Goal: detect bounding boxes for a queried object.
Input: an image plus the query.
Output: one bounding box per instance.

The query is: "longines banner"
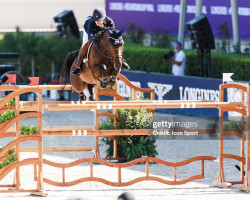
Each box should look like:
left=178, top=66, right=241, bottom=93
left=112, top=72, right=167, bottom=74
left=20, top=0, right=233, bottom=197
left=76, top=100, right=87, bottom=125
left=106, top=0, right=250, bottom=40
left=119, top=71, right=249, bottom=117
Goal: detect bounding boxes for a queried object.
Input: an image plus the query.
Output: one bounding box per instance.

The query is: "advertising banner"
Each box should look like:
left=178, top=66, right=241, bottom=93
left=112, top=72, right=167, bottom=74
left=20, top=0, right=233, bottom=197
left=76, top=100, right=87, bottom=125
left=119, top=71, right=249, bottom=117
left=106, top=0, right=250, bottom=40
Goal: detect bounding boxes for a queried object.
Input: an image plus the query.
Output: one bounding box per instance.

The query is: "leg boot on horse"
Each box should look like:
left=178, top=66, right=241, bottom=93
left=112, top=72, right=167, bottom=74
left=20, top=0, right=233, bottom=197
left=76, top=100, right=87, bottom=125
left=109, top=75, right=117, bottom=85
left=121, top=60, right=130, bottom=70
left=87, top=84, right=96, bottom=101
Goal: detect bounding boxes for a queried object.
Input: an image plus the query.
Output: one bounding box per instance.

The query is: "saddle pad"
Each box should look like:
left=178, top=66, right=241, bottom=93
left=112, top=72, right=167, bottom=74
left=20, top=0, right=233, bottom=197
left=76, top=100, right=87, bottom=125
left=86, top=42, right=94, bottom=61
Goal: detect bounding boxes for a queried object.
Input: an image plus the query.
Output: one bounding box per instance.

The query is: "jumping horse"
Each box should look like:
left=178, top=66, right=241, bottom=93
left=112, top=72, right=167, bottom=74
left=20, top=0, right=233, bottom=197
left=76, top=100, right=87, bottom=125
left=60, top=28, right=125, bottom=101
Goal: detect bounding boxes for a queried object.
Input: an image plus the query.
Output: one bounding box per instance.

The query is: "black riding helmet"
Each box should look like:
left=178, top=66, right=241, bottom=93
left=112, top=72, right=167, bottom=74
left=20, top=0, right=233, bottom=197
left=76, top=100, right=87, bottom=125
left=92, top=8, right=106, bottom=21
left=118, top=192, right=135, bottom=200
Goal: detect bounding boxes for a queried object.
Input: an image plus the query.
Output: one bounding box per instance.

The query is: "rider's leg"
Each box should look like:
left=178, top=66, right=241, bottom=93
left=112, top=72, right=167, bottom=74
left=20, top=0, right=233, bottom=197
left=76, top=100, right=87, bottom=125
left=71, top=48, right=84, bottom=75
left=72, top=29, right=89, bottom=75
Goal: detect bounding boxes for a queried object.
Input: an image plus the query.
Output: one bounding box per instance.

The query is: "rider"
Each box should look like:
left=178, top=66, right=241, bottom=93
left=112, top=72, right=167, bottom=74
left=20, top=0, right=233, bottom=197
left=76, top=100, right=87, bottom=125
left=71, top=8, right=130, bottom=75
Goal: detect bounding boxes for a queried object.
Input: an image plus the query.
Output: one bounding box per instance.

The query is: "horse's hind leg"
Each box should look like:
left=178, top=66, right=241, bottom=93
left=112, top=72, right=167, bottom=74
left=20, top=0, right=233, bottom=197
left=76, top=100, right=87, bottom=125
left=79, top=91, right=86, bottom=101
left=78, top=82, right=88, bottom=101
left=87, top=84, right=96, bottom=101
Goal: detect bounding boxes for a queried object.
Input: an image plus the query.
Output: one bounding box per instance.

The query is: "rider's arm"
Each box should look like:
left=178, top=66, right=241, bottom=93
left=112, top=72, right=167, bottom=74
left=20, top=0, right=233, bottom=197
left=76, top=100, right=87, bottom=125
left=170, top=57, right=182, bottom=66
left=87, top=20, right=96, bottom=40
left=105, top=17, right=115, bottom=29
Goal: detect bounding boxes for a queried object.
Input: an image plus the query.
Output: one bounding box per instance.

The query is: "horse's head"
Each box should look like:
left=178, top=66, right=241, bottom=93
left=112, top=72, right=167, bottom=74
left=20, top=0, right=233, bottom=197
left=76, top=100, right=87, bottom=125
left=95, top=28, right=125, bottom=71
left=107, top=28, right=125, bottom=70
left=90, top=28, right=125, bottom=87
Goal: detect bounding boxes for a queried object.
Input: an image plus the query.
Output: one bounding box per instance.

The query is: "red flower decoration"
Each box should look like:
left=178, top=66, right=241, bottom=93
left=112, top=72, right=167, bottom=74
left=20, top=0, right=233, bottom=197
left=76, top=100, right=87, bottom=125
left=104, top=20, right=107, bottom=24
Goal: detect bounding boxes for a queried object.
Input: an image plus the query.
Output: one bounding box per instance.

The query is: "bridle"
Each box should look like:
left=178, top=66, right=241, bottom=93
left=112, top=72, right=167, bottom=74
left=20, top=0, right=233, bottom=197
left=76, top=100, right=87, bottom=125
left=93, top=33, right=123, bottom=70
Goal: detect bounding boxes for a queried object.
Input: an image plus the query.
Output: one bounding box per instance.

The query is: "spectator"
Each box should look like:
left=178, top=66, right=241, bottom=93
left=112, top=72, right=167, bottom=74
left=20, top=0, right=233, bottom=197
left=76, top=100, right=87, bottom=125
left=117, top=192, right=135, bottom=200
left=170, top=41, right=186, bottom=76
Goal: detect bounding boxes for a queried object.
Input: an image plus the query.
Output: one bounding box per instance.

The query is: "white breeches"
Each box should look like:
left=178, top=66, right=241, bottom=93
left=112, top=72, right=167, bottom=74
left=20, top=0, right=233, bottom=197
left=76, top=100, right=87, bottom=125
left=82, top=29, right=88, bottom=47
left=82, top=29, right=91, bottom=98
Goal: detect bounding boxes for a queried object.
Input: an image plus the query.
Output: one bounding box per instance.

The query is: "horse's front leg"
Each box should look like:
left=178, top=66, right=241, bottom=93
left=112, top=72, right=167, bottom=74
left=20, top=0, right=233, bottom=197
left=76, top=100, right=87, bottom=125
left=93, top=64, right=108, bottom=88
left=109, top=68, right=121, bottom=86
left=109, top=75, right=116, bottom=86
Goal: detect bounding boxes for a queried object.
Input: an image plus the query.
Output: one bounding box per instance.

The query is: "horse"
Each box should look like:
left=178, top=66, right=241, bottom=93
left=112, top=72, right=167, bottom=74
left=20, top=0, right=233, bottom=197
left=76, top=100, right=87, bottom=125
left=60, top=28, right=125, bottom=101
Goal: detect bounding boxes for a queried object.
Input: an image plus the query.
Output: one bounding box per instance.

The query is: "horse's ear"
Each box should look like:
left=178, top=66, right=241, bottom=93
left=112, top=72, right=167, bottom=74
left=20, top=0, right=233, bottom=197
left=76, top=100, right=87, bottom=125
left=119, top=28, right=125, bottom=35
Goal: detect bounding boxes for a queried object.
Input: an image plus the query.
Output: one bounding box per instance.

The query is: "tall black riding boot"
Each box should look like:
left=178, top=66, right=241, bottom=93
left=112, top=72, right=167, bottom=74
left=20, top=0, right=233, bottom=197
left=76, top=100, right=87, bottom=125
left=71, top=53, right=83, bottom=75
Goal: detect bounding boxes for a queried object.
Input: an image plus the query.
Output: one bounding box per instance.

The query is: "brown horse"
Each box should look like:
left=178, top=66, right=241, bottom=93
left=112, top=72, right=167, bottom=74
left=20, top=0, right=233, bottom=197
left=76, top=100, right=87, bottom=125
left=60, top=28, right=125, bottom=101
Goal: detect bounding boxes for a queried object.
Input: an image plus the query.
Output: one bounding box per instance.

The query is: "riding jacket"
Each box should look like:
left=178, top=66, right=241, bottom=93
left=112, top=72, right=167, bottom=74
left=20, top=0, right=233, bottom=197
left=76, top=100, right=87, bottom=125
left=83, top=16, right=115, bottom=40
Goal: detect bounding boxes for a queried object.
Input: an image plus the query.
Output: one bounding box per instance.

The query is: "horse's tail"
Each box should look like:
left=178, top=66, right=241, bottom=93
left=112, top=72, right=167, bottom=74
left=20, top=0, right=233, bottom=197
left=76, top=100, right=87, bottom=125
left=59, top=50, right=79, bottom=96
left=59, top=50, right=79, bottom=85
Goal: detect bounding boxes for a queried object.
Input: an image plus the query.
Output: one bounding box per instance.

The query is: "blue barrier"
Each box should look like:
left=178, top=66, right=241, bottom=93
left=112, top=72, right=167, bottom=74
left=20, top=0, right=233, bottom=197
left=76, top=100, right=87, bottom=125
left=119, top=71, right=223, bottom=117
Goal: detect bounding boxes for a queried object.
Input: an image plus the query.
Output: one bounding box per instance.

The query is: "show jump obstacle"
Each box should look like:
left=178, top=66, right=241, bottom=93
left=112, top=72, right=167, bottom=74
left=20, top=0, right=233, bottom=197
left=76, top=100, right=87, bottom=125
left=0, top=74, right=249, bottom=196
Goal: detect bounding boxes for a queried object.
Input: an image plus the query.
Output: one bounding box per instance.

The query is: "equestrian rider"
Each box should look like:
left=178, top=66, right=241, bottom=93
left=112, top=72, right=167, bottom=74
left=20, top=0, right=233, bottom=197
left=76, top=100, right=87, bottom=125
left=71, top=8, right=130, bottom=75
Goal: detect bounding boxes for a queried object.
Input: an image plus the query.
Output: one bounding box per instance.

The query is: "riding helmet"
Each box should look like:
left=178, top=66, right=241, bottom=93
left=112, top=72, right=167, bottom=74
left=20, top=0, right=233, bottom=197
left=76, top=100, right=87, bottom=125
left=118, top=192, right=135, bottom=200
left=92, top=8, right=106, bottom=21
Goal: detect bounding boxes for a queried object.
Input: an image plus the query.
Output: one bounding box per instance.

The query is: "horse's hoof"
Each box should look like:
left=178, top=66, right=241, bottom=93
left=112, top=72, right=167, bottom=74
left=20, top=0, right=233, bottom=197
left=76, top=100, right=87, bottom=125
left=109, top=77, right=116, bottom=85
left=89, top=96, right=95, bottom=101
left=79, top=94, right=86, bottom=101
left=101, top=81, right=108, bottom=88
left=100, top=78, right=108, bottom=88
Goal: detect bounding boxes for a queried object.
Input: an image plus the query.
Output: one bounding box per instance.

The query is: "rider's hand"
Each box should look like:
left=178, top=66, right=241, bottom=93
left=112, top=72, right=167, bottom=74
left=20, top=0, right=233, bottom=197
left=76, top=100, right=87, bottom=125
left=95, top=32, right=102, bottom=39
left=90, top=32, right=102, bottom=41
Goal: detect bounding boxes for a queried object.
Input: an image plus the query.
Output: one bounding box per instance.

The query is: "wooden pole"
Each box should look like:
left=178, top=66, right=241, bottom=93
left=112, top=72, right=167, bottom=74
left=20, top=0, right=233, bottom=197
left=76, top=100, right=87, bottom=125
left=37, top=90, right=43, bottom=191
left=132, top=89, right=135, bottom=100
left=20, top=147, right=92, bottom=152
left=146, top=161, right=149, bottom=177
left=174, top=167, right=177, bottom=182
left=34, top=164, right=37, bottom=181
left=45, top=102, right=244, bottom=111
left=240, top=87, right=250, bottom=192
left=113, top=83, right=118, bottom=158
left=246, top=87, right=250, bottom=186
left=201, top=159, right=204, bottom=177
left=90, top=162, right=93, bottom=177
left=95, top=87, right=100, bottom=158
left=240, top=89, right=245, bottom=183
left=219, top=85, right=225, bottom=182
left=62, top=168, right=65, bottom=184
left=15, top=93, right=20, bottom=190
